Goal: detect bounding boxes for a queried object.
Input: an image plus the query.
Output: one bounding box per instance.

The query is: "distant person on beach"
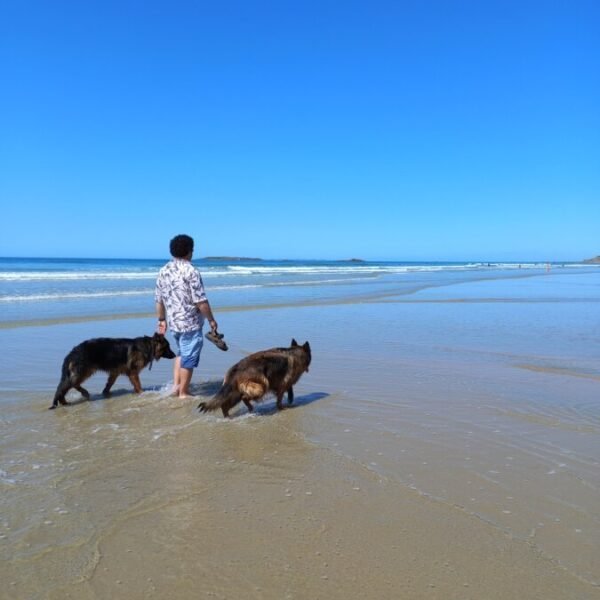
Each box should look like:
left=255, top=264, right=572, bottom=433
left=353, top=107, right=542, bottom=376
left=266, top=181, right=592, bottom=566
left=155, top=234, right=218, bottom=398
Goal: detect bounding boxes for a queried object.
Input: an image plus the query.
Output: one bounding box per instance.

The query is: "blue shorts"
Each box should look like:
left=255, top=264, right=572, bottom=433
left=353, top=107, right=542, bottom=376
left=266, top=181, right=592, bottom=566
left=172, top=329, right=203, bottom=369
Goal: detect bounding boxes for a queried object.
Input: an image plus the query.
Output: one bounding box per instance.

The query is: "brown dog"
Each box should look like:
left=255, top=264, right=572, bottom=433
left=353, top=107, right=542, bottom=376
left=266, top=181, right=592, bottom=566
left=51, top=333, right=176, bottom=409
left=198, top=339, right=311, bottom=418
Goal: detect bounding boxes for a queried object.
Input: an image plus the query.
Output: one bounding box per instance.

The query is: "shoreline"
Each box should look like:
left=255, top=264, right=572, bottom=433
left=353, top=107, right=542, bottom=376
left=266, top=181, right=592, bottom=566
left=0, top=270, right=563, bottom=330
left=3, top=296, right=597, bottom=331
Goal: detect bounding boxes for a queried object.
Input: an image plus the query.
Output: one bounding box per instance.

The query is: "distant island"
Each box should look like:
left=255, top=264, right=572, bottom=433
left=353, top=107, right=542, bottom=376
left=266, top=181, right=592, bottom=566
left=203, top=256, right=263, bottom=261
left=583, top=256, right=600, bottom=264
left=200, top=256, right=368, bottom=263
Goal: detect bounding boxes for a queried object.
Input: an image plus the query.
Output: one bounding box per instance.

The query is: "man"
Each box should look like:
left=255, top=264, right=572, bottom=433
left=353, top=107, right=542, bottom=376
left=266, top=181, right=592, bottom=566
left=155, top=234, right=218, bottom=398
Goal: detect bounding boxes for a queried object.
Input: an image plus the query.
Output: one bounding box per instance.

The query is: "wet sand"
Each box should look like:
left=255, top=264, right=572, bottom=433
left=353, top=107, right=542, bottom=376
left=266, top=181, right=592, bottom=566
left=2, top=388, right=597, bottom=600
left=1, top=275, right=600, bottom=599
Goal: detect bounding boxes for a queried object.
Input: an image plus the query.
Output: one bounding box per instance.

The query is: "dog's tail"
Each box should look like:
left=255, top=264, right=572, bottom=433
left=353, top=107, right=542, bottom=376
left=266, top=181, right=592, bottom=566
left=197, top=382, right=236, bottom=413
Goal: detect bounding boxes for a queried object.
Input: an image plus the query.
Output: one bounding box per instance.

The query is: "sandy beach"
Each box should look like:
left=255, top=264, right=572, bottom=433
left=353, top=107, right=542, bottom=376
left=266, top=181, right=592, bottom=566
left=1, top=270, right=599, bottom=599
left=4, top=0, right=599, bottom=594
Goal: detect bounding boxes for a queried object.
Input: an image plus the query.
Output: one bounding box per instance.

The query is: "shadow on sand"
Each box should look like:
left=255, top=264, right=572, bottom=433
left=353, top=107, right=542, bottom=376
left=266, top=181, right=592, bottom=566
left=53, top=386, right=156, bottom=409
left=193, top=379, right=329, bottom=418
left=252, top=391, right=329, bottom=417
left=194, top=380, right=223, bottom=397
left=54, top=382, right=329, bottom=417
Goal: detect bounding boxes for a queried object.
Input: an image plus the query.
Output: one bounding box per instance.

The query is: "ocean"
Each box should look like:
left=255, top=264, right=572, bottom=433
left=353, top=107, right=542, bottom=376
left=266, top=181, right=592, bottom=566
left=1, top=256, right=599, bottom=599
left=0, top=256, right=591, bottom=327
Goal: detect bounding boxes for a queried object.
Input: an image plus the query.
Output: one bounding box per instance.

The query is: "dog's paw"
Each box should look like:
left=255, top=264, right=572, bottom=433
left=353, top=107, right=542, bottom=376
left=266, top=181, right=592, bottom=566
left=49, top=401, right=70, bottom=410
left=197, top=402, right=207, bottom=413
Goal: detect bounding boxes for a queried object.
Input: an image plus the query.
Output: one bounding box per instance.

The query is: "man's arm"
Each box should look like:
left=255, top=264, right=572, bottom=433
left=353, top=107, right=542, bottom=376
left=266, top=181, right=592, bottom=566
left=196, top=300, right=217, bottom=333
left=156, top=301, right=167, bottom=334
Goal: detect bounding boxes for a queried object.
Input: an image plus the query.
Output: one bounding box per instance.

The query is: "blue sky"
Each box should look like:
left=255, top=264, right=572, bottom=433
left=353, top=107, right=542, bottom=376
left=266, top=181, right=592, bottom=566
left=1, top=1, right=598, bottom=261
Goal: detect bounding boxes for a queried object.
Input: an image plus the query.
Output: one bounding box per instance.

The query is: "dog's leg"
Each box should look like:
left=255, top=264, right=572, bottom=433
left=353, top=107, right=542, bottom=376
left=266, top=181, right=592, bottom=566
left=102, top=372, right=119, bottom=397
left=128, top=373, right=143, bottom=394
left=220, top=395, right=238, bottom=418
left=75, top=385, right=90, bottom=400
left=221, top=389, right=245, bottom=418
left=276, top=393, right=285, bottom=411
left=242, top=397, right=254, bottom=412
left=50, top=378, right=72, bottom=409
left=287, top=386, right=294, bottom=405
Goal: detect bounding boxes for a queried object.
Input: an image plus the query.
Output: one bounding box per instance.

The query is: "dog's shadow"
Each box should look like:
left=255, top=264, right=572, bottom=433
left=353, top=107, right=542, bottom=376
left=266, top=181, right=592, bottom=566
left=253, top=391, right=329, bottom=417
left=194, top=380, right=223, bottom=397
left=194, top=380, right=329, bottom=418
left=64, top=388, right=140, bottom=407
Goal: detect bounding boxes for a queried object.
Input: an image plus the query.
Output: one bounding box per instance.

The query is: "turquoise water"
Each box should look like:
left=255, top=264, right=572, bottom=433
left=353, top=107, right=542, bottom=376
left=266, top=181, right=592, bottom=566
left=1, top=256, right=595, bottom=325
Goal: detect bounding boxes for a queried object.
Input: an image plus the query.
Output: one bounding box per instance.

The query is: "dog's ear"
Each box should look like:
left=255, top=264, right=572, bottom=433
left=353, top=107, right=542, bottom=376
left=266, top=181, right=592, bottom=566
left=303, top=341, right=310, bottom=351
left=291, top=338, right=298, bottom=347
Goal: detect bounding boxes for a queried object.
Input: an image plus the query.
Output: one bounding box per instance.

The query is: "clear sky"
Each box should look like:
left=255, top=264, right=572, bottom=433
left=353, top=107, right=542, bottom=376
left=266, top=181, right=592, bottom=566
left=1, top=1, right=598, bottom=261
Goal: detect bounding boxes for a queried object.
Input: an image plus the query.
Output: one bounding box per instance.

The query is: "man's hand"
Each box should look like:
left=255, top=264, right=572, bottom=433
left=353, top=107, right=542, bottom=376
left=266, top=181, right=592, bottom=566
left=157, top=319, right=167, bottom=335
left=208, top=319, right=218, bottom=333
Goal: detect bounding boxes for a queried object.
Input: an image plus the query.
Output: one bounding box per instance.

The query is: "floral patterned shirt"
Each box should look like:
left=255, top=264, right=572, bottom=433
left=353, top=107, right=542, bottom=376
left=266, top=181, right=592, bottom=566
left=154, top=259, right=207, bottom=332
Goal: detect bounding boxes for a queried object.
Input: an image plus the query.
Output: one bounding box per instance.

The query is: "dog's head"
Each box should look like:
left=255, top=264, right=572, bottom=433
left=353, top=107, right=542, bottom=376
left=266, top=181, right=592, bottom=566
left=291, top=338, right=311, bottom=372
left=152, top=333, right=176, bottom=360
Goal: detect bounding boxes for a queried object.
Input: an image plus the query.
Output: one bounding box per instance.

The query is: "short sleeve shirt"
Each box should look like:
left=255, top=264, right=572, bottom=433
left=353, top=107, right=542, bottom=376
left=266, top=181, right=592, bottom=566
left=154, top=259, right=208, bottom=333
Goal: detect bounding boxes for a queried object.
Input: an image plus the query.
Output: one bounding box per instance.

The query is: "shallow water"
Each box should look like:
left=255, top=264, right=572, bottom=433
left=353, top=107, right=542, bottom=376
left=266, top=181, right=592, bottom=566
left=1, top=270, right=599, bottom=598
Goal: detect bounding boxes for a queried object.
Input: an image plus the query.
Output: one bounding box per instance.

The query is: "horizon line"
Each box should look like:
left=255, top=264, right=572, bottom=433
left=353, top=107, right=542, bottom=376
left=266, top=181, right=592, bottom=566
left=0, top=255, right=595, bottom=265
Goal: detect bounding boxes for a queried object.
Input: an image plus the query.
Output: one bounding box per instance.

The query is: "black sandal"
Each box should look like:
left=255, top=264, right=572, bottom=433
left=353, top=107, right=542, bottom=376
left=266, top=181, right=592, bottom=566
left=205, top=330, right=228, bottom=351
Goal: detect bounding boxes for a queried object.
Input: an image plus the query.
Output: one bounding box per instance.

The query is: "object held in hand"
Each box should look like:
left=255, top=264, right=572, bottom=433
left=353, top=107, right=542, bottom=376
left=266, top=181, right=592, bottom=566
left=205, top=330, right=228, bottom=351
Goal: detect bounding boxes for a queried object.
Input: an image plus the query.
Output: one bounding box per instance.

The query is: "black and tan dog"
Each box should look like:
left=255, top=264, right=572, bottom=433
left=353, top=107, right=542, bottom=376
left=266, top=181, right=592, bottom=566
left=198, top=339, right=311, bottom=418
left=50, top=333, right=176, bottom=409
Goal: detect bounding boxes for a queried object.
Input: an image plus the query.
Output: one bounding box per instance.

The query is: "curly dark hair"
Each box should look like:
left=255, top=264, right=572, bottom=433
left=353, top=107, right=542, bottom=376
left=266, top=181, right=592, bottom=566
left=169, top=234, right=194, bottom=258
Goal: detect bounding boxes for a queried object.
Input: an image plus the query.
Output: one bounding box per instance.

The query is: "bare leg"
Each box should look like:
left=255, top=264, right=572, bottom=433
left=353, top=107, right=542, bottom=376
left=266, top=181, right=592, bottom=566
left=178, top=367, right=193, bottom=398
left=171, top=357, right=182, bottom=396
